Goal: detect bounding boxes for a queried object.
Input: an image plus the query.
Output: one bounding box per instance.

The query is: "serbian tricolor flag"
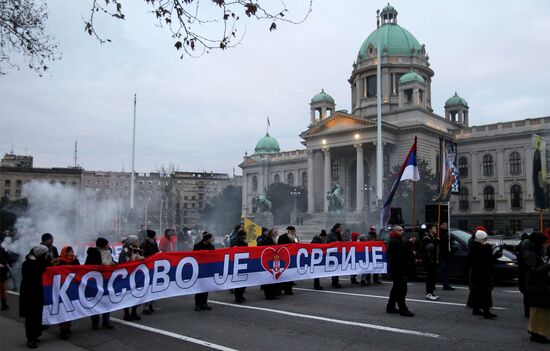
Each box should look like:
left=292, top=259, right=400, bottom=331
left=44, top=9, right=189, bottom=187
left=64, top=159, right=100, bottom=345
left=380, top=136, right=420, bottom=228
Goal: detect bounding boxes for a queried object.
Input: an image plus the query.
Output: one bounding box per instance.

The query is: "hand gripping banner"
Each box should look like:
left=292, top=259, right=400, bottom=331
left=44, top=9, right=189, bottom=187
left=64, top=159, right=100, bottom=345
left=42, top=241, right=386, bottom=324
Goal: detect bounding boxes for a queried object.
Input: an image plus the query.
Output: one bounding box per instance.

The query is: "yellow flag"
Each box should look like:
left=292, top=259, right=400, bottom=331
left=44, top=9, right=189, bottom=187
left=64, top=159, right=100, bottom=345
left=243, top=217, right=262, bottom=246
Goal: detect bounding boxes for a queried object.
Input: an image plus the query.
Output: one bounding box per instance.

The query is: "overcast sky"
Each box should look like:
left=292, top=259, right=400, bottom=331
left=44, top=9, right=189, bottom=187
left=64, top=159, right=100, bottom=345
left=1, top=1, right=550, bottom=175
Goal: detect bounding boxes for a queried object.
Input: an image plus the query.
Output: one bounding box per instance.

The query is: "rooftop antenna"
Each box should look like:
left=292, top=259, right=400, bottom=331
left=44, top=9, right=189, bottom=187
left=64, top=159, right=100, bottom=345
left=74, top=140, right=78, bottom=168
left=266, top=116, right=270, bottom=135
left=10, top=144, right=14, bottom=154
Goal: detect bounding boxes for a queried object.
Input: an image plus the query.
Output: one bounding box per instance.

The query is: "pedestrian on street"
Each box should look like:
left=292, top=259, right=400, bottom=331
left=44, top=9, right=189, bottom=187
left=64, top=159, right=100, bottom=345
left=327, top=223, right=343, bottom=289
left=386, top=225, right=415, bottom=317
left=19, top=245, right=48, bottom=349
left=52, top=246, right=80, bottom=340
left=85, top=237, right=115, bottom=330
left=350, top=231, right=360, bottom=285
left=468, top=230, right=501, bottom=319
left=437, top=222, right=454, bottom=290
left=516, top=232, right=531, bottom=318
left=193, top=232, right=215, bottom=311
left=259, top=228, right=281, bottom=299
left=159, top=228, right=178, bottom=252
left=231, top=229, right=248, bottom=303
left=40, top=233, right=59, bottom=267
left=277, top=226, right=297, bottom=295
left=140, top=230, right=160, bottom=315
left=522, top=232, right=550, bottom=344
left=119, top=235, right=145, bottom=321
left=311, top=230, right=327, bottom=290
left=363, top=225, right=381, bottom=285
left=422, top=224, right=440, bottom=301
left=0, top=244, right=10, bottom=311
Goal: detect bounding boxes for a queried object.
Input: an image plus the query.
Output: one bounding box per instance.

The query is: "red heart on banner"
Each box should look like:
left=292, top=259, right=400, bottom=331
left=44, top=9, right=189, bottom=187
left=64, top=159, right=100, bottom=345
left=260, top=247, right=291, bottom=280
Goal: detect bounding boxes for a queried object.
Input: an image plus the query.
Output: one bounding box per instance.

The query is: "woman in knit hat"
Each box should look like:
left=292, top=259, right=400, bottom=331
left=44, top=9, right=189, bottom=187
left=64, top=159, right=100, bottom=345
left=52, top=246, right=80, bottom=339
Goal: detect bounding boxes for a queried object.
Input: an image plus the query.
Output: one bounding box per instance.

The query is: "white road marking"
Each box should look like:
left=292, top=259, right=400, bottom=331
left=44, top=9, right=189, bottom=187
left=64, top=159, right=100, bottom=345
left=110, top=318, right=239, bottom=351
left=503, top=290, right=521, bottom=294
left=209, top=300, right=442, bottom=339
left=8, top=291, right=19, bottom=296
left=435, top=285, right=469, bottom=290
left=293, top=287, right=507, bottom=310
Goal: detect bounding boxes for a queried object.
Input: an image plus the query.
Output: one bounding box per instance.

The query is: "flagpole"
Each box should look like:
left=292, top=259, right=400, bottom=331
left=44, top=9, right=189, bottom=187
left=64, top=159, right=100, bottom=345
left=437, top=138, right=443, bottom=238
left=130, top=94, right=137, bottom=210
left=412, top=180, right=416, bottom=236
left=376, top=9, right=383, bottom=204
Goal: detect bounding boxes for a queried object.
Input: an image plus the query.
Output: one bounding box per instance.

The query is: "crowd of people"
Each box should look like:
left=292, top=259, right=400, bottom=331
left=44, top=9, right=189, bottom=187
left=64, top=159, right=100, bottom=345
left=0, top=221, right=549, bottom=348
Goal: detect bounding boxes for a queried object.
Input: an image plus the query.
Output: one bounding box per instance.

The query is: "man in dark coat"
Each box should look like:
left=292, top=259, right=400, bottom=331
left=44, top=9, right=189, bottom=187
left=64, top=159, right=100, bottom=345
left=193, top=232, right=216, bottom=311
left=85, top=237, right=115, bottom=330
left=231, top=230, right=248, bottom=303
left=19, top=245, right=48, bottom=349
left=40, top=233, right=59, bottom=266
left=438, top=223, right=454, bottom=290
left=326, top=223, right=343, bottom=288
left=516, top=232, right=532, bottom=318
left=140, top=229, right=160, bottom=315
left=311, top=230, right=327, bottom=290
left=277, top=226, right=297, bottom=295
left=259, top=228, right=281, bottom=299
left=422, top=224, right=440, bottom=301
left=386, top=225, right=415, bottom=317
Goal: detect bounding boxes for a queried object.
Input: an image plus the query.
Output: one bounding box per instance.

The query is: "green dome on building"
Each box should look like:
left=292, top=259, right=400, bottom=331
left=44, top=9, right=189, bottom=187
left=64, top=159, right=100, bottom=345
left=357, top=4, right=423, bottom=60
left=445, top=92, right=468, bottom=108
left=311, top=89, right=335, bottom=103
left=399, top=70, right=425, bottom=84
left=254, top=133, right=280, bottom=154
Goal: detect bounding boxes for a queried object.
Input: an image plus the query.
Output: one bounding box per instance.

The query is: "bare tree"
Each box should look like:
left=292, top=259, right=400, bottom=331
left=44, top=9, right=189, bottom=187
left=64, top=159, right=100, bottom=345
left=0, top=0, right=60, bottom=76
left=86, top=0, right=313, bottom=57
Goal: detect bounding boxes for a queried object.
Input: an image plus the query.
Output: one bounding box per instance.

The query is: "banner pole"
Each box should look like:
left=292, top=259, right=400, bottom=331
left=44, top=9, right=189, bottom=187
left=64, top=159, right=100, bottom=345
left=412, top=181, right=416, bottom=237
left=437, top=138, right=443, bottom=238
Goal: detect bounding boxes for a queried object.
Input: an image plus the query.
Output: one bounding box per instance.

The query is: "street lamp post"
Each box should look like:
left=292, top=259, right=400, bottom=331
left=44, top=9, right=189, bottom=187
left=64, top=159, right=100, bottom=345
left=290, top=188, right=302, bottom=211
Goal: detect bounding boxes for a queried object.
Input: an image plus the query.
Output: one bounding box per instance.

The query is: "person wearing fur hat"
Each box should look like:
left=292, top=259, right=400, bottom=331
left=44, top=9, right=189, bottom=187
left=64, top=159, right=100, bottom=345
left=19, top=245, right=49, bottom=349
left=468, top=229, right=501, bottom=319
left=193, top=232, right=216, bottom=311
left=140, top=230, right=160, bottom=315
left=522, top=232, right=550, bottom=344
left=52, top=246, right=80, bottom=339
left=85, top=238, right=115, bottom=330
left=119, top=235, right=145, bottom=321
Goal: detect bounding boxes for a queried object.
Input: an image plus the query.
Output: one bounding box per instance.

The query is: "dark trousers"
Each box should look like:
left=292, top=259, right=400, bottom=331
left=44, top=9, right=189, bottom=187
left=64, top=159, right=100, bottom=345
left=195, top=292, right=209, bottom=307
left=281, top=282, right=293, bottom=294
left=523, top=294, right=530, bottom=318
left=425, top=264, right=437, bottom=294
left=331, top=276, right=340, bottom=286
left=25, top=310, right=42, bottom=341
left=388, top=276, right=408, bottom=311
left=263, top=283, right=280, bottom=299
left=234, top=287, right=246, bottom=300
left=123, top=306, right=138, bottom=317
left=439, top=257, right=451, bottom=287
left=91, top=313, right=110, bottom=327
left=313, top=278, right=321, bottom=288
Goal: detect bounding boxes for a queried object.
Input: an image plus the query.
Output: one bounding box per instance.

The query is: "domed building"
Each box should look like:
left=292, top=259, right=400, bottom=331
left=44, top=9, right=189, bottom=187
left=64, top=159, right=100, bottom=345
left=240, top=4, right=550, bottom=234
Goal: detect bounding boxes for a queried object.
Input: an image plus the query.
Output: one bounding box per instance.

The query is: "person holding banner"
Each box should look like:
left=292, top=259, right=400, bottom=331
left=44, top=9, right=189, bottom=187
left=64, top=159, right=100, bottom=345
left=85, top=237, right=115, bottom=330
left=278, top=226, right=298, bottom=295
left=52, top=246, right=80, bottom=340
left=327, top=223, right=344, bottom=289
left=19, top=245, right=48, bottom=349
left=311, top=230, right=327, bottom=290
left=259, top=228, right=281, bottom=300
left=159, top=228, right=178, bottom=252
left=140, top=230, right=160, bottom=315
left=193, top=232, right=215, bottom=311
left=231, top=230, right=248, bottom=303
left=386, top=226, right=415, bottom=317
left=119, top=235, right=145, bottom=321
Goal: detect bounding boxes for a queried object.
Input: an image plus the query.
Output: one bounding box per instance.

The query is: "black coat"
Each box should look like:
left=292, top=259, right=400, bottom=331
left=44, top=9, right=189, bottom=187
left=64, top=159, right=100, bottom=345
left=277, top=233, right=294, bottom=245
left=438, top=229, right=451, bottom=259
left=522, top=240, right=550, bottom=308
left=193, top=241, right=215, bottom=251
left=326, top=229, right=342, bottom=244
left=387, top=235, right=414, bottom=279
left=19, top=255, right=47, bottom=318
left=0, top=246, right=9, bottom=282
left=230, top=238, right=248, bottom=247
left=422, top=234, right=439, bottom=266
left=85, top=247, right=103, bottom=265
left=259, top=236, right=277, bottom=246
left=311, top=235, right=323, bottom=244
left=140, top=238, right=160, bottom=258
left=468, top=241, right=499, bottom=290
left=41, top=244, right=59, bottom=266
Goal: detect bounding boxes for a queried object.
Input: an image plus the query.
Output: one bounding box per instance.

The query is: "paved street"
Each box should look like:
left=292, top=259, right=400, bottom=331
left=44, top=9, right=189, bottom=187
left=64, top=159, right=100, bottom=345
left=1, top=278, right=543, bottom=350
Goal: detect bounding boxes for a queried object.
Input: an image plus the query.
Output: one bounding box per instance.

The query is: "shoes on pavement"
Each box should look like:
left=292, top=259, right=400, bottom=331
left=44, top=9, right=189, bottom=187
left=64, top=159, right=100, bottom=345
left=314, top=285, right=324, bottom=290
left=202, top=305, right=213, bottom=311
left=350, top=279, right=360, bottom=285
left=194, top=305, right=202, bottom=311
left=426, top=293, right=439, bottom=301
left=386, top=306, right=400, bottom=314
left=472, top=309, right=483, bottom=316
left=332, top=283, right=342, bottom=289
left=530, top=333, right=550, bottom=344
left=142, top=309, right=153, bottom=315
left=483, top=312, right=497, bottom=319
left=360, top=281, right=369, bottom=287
left=103, top=324, right=114, bottom=330
left=27, top=340, right=38, bottom=349
left=400, top=310, right=415, bottom=317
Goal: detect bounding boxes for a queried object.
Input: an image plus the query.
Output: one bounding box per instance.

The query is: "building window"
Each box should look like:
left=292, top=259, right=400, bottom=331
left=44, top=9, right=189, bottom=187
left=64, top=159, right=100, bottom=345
left=459, top=187, right=469, bottom=210
left=483, top=154, right=494, bottom=177
left=511, top=184, right=522, bottom=209
left=16, top=180, right=22, bottom=187
left=287, top=173, right=294, bottom=187
left=458, top=156, right=468, bottom=178
left=483, top=186, right=495, bottom=210
left=366, top=76, right=377, bottom=98
left=4, top=189, right=10, bottom=198
left=509, top=151, right=521, bottom=175
left=302, top=172, right=307, bottom=188
left=252, top=176, right=258, bottom=191
left=274, top=174, right=280, bottom=183
left=510, top=220, right=522, bottom=234
left=4, top=179, right=10, bottom=187
left=331, top=160, right=339, bottom=178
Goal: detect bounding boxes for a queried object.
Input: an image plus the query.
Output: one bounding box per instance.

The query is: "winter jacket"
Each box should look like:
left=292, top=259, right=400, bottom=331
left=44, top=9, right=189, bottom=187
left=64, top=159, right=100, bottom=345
left=468, top=241, right=500, bottom=290
left=41, top=243, right=59, bottom=266
left=193, top=241, right=215, bottom=251
left=19, top=254, right=46, bottom=318
left=522, top=240, right=550, bottom=308
left=85, top=247, right=113, bottom=265
left=422, top=234, right=439, bottom=266
left=326, top=229, right=342, bottom=244
left=311, top=235, right=324, bottom=244
left=260, top=236, right=277, bottom=246
left=277, top=233, right=294, bottom=245
left=438, top=229, right=451, bottom=259
left=387, top=234, right=414, bottom=279
left=230, top=237, right=248, bottom=248
left=140, top=237, right=160, bottom=258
